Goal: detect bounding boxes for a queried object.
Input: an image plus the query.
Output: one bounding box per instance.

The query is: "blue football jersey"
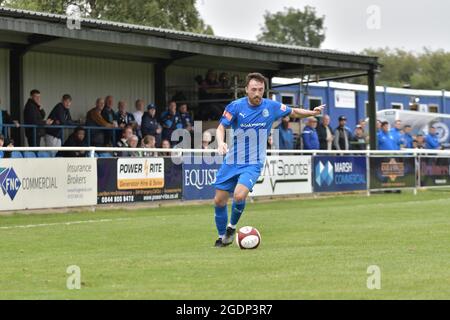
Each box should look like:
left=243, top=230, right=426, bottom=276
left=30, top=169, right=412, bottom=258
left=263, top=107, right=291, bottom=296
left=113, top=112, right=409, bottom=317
left=219, top=97, right=292, bottom=167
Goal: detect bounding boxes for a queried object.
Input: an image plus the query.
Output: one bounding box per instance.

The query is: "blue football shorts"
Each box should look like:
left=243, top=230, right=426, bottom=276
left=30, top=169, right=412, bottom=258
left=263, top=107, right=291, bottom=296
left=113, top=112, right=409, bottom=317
left=213, top=164, right=261, bottom=193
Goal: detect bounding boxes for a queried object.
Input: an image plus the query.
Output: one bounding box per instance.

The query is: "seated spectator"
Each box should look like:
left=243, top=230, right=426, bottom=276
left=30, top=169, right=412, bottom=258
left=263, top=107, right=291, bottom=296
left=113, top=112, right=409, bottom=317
left=117, top=126, right=134, bottom=148
left=401, top=125, right=414, bottom=149
left=140, top=135, right=157, bottom=157
left=425, top=126, right=441, bottom=150
left=160, top=139, right=172, bottom=157
left=179, top=103, right=194, bottom=132
left=276, top=116, right=294, bottom=150
left=141, top=104, right=162, bottom=145
left=23, top=89, right=53, bottom=147
left=85, top=98, right=115, bottom=147
left=202, top=131, right=212, bottom=150
left=115, top=100, right=136, bottom=141
left=317, top=115, right=333, bottom=150
left=45, top=94, right=76, bottom=153
left=350, top=125, right=367, bottom=150
left=102, top=95, right=116, bottom=145
left=133, top=99, right=145, bottom=137
left=56, top=127, right=87, bottom=158
left=160, top=101, right=181, bottom=144
left=302, top=117, right=320, bottom=150
left=127, top=135, right=140, bottom=157
left=414, top=132, right=426, bottom=149
left=333, top=116, right=351, bottom=150
left=377, top=121, right=397, bottom=150
left=0, top=134, right=14, bottom=158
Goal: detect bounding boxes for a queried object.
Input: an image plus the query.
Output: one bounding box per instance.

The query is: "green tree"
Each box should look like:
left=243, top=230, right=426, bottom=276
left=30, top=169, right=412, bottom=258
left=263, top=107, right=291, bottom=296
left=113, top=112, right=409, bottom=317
left=256, top=6, right=325, bottom=48
left=1, top=0, right=214, bottom=34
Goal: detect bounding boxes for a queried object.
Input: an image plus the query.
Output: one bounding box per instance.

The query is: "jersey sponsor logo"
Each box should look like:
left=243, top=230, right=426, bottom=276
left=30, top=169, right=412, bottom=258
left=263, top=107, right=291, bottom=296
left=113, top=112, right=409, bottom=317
left=223, top=110, right=233, bottom=121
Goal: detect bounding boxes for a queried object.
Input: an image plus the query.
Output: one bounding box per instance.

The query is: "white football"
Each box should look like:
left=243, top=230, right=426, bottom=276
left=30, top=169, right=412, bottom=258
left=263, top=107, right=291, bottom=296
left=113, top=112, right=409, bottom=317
left=236, top=226, right=261, bottom=249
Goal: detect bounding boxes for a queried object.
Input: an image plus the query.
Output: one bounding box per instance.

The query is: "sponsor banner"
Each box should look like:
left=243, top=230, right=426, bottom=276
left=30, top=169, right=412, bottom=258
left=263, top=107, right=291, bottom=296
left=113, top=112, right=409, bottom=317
left=334, top=90, right=356, bottom=109
left=419, top=157, right=450, bottom=187
left=0, top=158, right=97, bottom=211
left=369, top=157, right=416, bottom=190
left=251, top=156, right=312, bottom=197
left=182, top=156, right=221, bottom=201
left=313, top=156, right=367, bottom=193
left=97, top=157, right=182, bottom=204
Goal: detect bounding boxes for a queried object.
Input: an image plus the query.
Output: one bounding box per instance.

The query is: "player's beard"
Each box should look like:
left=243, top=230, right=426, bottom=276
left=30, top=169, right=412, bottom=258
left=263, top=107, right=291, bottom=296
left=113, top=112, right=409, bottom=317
left=249, top=96, right=262, bottom=106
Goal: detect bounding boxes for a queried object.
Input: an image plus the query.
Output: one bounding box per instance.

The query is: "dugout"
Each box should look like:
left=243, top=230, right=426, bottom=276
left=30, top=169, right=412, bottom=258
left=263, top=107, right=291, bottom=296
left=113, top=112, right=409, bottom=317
left=0, top=7, right=380, bottom=148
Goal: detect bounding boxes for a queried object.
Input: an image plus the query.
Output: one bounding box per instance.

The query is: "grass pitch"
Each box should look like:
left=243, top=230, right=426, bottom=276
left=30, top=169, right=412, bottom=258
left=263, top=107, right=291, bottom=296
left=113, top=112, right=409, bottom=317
left=0, top=190, right=449, bottom=300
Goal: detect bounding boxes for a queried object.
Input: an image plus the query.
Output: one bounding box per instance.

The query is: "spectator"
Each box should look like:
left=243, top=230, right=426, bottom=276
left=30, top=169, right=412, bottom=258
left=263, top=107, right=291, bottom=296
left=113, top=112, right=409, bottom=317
left=377, top=121, right=397, bottom=150
left=358, top=119, right=369, bottom=144
left=133, top=99, right=145, bottom=137
left=333, top=116, right=351, bottom=150
left=202, top=131, right=213, bottom=150
left=102, top=95, right=116, bottom=145
left=160, top=139, right=172, bottom=157
left=115, top=100, right=136, bottom=141
left=56, top=127, right=87, bottom=158
left=141, top=104, right=162, bottom=145
left=1, top=97, right=20, bottom=128
left=425, top=126, right=441, bottom=150
left=179, top=103, right=194, bottom=132
left=24, top=89, right=53, bottom=146
left=85, top=98, right=114, bottom=146
left=160, top=101, right=182, bottom=144
left=401, top=125, right=414, bottom=149
left=376, top=120, right=382, bottom=133
left=0, top=133, right=4, bottom=148
left=45, top=94, right=75, bottom=152
left=276, top=116, right=294, bottom=150
left=414, top=132, right=426, bottom=149
left=140, top=135, right=157, bottom=157
left=302, top=118, right=320, bottom=150
left=127, top=135, right=140, bottom=157
left=317, top=114, right=333, bottom=150
left=116, top=126, right=134, bottom=148
left=350, top=125, right=367, bottom=150
left=389, top=120, right=403, bottom=150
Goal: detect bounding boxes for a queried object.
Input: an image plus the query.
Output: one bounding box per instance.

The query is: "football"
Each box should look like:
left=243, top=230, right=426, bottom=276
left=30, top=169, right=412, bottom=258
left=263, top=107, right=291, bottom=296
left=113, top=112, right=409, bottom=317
left=236, top=226, right=261, bottom=249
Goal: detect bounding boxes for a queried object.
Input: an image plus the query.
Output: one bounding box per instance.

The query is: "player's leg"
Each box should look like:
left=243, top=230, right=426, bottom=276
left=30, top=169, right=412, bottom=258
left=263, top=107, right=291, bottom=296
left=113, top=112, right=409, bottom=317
left=214, top=189, right=230, bottom=246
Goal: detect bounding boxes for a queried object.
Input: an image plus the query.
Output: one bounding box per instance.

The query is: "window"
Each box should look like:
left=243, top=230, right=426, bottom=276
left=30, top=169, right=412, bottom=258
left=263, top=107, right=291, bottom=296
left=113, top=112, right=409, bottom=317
left=429, top=105, right=439, bottom=113
left=409, top=103, right=419, bottom=111
left=308, top=97, right=323, bottom=111
left=281, top=95, right=294, bottom=106
left=391, top=103, right=403, bottom=110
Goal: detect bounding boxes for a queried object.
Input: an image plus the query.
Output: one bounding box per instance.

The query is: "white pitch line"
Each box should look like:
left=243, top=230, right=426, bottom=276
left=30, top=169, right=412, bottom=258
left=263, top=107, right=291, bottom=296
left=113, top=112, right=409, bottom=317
left=0, top=218, right=131, bottom=230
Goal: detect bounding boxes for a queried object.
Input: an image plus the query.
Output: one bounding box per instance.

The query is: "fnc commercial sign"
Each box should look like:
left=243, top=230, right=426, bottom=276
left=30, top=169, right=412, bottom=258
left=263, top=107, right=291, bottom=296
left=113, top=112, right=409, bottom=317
left=313, top=156, right=367, bottom=193
left=0, top=158, right=97, bottom=211
left=251, top=156, right=312, bottom=197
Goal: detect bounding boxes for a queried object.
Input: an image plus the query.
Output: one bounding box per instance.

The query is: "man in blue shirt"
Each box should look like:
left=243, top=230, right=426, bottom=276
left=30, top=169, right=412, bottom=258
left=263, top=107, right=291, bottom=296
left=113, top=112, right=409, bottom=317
left=401, top=125, right=414, bottom=149
left=377, top=121, right=397, bottom=150
left=302, top=117, right=320, bottom=150
left=213, top=72, right=325, bottom=247
left=160, top=101, right=182, bottom=144
left=389, top=120, right=403, bottom=150
left=275, top=116, right=294, bottom=150
left=425, top=126, right=440, bottom=150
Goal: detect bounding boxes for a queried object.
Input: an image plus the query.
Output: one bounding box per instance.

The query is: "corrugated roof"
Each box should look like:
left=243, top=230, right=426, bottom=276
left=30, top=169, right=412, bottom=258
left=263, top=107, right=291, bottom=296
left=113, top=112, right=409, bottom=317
left=0, top=6, right=378, bottom=65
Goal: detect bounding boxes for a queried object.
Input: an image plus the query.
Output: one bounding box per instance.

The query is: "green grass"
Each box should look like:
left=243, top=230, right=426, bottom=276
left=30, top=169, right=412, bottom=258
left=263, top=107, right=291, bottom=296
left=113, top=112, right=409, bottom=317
left=0, top=190, right=449, bottom=300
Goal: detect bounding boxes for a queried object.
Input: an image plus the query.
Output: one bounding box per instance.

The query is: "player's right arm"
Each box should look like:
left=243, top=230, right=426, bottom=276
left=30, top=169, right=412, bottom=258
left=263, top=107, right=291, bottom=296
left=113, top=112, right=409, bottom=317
left=216, top=102, right=237, bottom=155
left=216, top=123, right=228, bottom=155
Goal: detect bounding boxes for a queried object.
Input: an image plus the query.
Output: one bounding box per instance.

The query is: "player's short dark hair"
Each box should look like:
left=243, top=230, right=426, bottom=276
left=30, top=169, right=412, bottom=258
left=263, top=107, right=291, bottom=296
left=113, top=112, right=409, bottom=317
left=381, top=121, right=389, bottom=127
left=30, top=89, right=40, bottom=96
left=62, top=94, right=72, bottom=101
left=404, top=125, right=411, bottom=129
left=245, top=73, right=267, bottom=87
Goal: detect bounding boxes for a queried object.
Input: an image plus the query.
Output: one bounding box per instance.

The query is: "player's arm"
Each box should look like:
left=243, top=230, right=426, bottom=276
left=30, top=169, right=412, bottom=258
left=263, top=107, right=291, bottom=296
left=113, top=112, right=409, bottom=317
left=216, top=123, right=229, bottom=155
left=290, top=104, right=326, bottom=119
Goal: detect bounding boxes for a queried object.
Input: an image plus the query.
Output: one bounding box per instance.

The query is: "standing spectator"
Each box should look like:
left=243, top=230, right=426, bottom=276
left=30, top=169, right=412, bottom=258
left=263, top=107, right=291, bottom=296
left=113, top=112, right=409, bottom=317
left=56, top=127, right=87, bottom=158
left=377, top=121, right=397, bottom=150
left=389, top=120, right=403, bottom=150
left=1, top=97, right=20, bottom=142
left=115, top=101, right=135, bottom=141
left=133, top=99, right=145, bottom=137
left=179, top=103, right=194, bottom=132
left=358, top=119, right=369, bottom=144
left=85, top=98, right=115, bottom=146
left=276, top=116, right=294, bottom=150
left=45, top=94, right=75, bottom=152
left=141, top=104, right=162, bottom=145
left=425, top=126, right=441, bottom=150
left=350, top=125, right=367, bottom=150
left=302, top=118, right=320, bottom=150
left=414, top=132, right=426, bottom=149
left=160, top=101, right=182, bottom=144
left=24, top=89, right=53, bottom=146
left=102, top=95, right=116, bottom=146
left=401, top=125, right=414, bottom=149
left=317, top=114, right=333, bottom=150
left=333, top=116, right=351, bottom=151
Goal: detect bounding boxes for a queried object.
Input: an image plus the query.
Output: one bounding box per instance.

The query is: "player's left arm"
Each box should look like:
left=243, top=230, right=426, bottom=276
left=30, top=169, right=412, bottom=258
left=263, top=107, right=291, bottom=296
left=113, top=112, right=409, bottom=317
left=289, top=104, right=326, bottom=119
